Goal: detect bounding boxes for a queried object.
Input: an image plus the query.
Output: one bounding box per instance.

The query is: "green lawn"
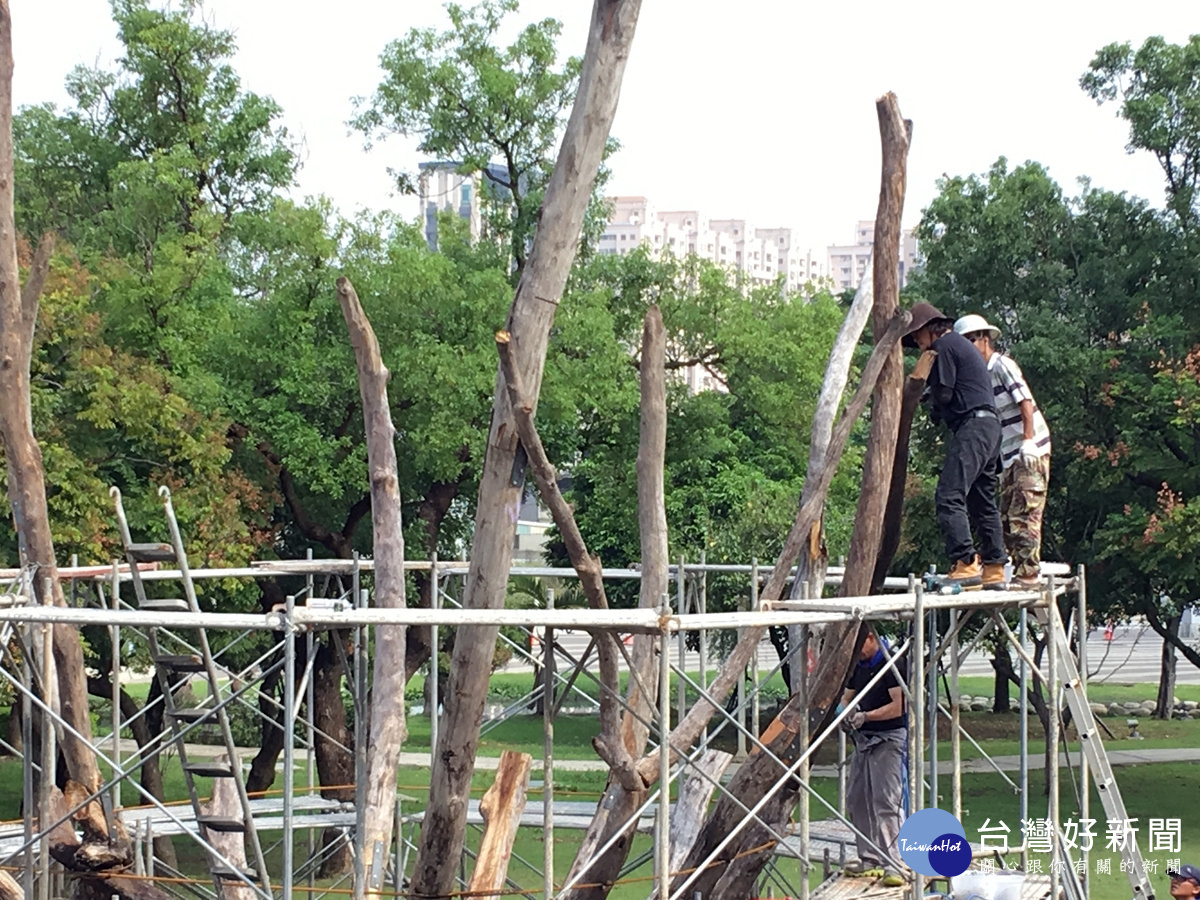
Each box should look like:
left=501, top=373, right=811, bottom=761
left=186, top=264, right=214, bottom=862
left=34, top=665, right=1192, bottom=897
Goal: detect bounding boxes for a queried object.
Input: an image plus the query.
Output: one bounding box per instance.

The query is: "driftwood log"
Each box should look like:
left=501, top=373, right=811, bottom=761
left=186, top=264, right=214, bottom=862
left=337, top=276, right=408, bottom=897
left=410, top=2, right=643, bottom=897
left=468, top=751, right=533, bottom=900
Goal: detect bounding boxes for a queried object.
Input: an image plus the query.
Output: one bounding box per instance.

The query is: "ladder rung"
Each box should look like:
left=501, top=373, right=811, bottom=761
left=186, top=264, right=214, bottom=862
left=127, top=542, right=176, bottom=562
left=172, top=708, right=216, bottom=723
left=139, top=598, right=190, bottom=613
left=183, top=761, right=236, bottom=778
left=155, top=654, right=206, bottom=672
left=212, top=865, right=260, bottom=883
left=198, top=816, right=246, bottom=833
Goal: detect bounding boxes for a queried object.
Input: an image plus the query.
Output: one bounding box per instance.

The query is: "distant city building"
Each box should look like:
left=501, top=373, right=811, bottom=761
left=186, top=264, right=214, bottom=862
left=598, top=196, right=825, bottom=291
left=826, top=220, right=920, bottom=293
left=417, top=160, right=510, bottom=249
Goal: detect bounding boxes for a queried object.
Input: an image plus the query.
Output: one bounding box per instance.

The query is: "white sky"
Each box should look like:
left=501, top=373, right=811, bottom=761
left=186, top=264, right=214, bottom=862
left=10, top=1, right=1193, bottom=257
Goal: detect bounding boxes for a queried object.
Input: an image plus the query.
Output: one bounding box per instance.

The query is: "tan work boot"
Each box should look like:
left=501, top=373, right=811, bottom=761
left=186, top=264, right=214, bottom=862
left=945, top=555, right=982, bottom=588
left=982, top=562, right=1008, bottom=591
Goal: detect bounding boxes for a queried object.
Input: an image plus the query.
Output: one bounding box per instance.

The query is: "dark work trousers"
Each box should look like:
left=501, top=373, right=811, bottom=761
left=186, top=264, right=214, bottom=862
left=935, top=413, right=1006, bottom=565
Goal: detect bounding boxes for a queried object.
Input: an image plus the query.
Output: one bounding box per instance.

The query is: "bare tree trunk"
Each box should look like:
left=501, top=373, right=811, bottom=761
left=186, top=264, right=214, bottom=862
left=841, top=92, right=911, bottom=599
left=337, top=276, right=408, bottom=898
left=410, top=3, right=642, bottom=896
left=201, top=756, right=255, bottom=900
left=0, top=0, right=104, bottom=807
left=786, top=258, right=876, bottom=689
left=670, top=95, right=913, bottom=900
left=560, top=307, right=668, bottom=900
left=313, top=638, right=355, bottom=877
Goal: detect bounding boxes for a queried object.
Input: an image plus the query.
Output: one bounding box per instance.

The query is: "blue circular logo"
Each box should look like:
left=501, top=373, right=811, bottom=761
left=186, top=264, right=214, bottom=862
left=897, top=808, right=970, bottom=877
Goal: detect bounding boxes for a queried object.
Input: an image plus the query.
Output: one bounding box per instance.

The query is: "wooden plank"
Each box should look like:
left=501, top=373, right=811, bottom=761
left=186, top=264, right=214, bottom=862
left=468, top=750, right=534, bottom=900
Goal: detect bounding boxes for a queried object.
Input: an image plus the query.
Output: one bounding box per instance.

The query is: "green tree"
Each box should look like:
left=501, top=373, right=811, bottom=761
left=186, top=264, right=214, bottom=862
left=350, top=0, right=613, bottom=274
left=550, top=249, right=855, bottom=633
left=1082, top=35, right=1200, bottom=227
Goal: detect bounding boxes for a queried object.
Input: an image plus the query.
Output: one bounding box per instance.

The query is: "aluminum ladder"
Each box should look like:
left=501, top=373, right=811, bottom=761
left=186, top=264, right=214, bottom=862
left=111, top=486, right=271, bottom=896
left=1037, top=602, right=1154, bottom=900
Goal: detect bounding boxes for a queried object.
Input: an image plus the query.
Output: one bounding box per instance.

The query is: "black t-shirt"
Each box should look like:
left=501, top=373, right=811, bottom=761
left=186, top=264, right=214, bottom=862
left=847, top=644, right=907, bottom=733
left=928, top=331, right=996, bottom=431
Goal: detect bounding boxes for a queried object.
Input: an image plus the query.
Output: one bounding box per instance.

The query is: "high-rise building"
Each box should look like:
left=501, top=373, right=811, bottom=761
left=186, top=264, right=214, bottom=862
left=826, top=220, right=920, bottom=292
left=417, top=160, right=510, bottom=249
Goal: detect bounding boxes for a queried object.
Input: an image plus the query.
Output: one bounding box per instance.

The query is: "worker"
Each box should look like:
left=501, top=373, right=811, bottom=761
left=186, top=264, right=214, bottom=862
left=1169, top=864, right=1200, bottom=900
left=903, top=303, right=1007, bottom=589
left=842, top=628, right=908, bottom=887
left=954, top=314, right=1051, bottom=588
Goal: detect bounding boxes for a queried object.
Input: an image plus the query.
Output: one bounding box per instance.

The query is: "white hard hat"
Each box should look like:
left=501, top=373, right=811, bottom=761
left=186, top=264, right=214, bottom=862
left=953, top=314, right=1000, bottom=340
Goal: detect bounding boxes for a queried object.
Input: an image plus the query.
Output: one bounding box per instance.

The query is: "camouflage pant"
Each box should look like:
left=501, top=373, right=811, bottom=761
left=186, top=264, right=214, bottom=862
left=1000, top=454, right=1050, bottom=579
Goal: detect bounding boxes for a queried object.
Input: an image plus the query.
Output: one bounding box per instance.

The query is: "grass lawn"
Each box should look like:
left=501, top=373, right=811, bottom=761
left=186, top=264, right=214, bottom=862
left=35, top=663, right=1192, bottom=897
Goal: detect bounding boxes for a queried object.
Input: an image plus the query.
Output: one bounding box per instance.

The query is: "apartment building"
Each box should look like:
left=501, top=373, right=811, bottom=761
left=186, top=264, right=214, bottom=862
left=826, top=219, right=920, bottom=292
left=599, top=197, right=825, bottom=290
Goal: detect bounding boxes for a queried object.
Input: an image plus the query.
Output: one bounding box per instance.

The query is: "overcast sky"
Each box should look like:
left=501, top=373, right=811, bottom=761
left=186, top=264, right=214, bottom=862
left=10, top=1, right=1194, bottom=257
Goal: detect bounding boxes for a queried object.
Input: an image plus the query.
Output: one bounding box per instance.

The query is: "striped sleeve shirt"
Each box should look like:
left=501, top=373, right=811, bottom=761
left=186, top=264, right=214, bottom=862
left=987, top=353, right=1051, bottom=470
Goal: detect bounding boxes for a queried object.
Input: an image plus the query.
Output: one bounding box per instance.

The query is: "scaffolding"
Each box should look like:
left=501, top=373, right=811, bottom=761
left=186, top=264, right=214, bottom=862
left=0, top=524, right=1145, bottom=900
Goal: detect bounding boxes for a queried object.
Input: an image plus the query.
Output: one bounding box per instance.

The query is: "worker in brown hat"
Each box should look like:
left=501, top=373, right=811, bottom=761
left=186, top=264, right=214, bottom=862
left=903, top=303, right=1007, bottom=588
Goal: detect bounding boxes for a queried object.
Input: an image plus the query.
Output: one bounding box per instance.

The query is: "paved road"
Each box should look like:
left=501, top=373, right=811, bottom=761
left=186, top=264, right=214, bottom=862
left=510, top=621, right=1200, bottom=685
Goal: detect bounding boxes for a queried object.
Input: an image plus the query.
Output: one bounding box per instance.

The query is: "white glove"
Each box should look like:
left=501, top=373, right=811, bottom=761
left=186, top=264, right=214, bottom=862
left=848, top=711, right=867, bottom=730
left=1019, top=439, right=1040, bottom=462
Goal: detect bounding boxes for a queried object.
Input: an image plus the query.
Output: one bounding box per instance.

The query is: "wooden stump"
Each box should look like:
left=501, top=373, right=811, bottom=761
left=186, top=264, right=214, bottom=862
left=468, top=750, right=533, bottom=900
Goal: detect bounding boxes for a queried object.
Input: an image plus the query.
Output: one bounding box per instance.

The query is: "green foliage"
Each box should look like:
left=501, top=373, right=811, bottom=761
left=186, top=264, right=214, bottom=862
left=350, top=0, right=613, bottom=272
left=549, top=249, right=856, bottom=611
left=16, top=0, right=294, bottom=245
left=1082, top=35, right=1200, bottom=224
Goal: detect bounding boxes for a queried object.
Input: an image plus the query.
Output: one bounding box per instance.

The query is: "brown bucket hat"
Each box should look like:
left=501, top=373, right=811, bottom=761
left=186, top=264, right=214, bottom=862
left=902, top=302, right=953, bottom=348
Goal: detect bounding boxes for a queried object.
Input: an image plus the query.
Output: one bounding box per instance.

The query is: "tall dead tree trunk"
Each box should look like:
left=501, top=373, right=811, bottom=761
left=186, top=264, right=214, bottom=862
left=337, top=276, right=407, bottom=899
left=840, top=93, right=911, bottom=598
left=786, top=256, right=875, bottom=690
left=559, top=308, right=668, bottom=900
left=802, top=92, right=912, bottom=745
left=669, top=95, right=912, bottom=900
left=0, top=0, right=108, bottom=813
left=410, top=3, right=642, bottom=897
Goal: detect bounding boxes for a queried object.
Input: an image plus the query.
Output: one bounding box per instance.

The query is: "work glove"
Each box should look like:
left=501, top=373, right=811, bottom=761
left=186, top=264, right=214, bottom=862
left=847, top=711, right=867, bottom=730
left=1019, top=439, right=1040, bottom=463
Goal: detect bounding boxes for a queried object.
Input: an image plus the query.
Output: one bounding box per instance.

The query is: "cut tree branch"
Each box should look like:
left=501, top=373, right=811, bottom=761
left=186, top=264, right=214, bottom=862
left=495, top=329, right=635, bottom=790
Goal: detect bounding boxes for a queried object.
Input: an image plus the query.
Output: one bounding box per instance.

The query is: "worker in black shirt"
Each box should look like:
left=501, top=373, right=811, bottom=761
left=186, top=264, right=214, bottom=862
left=904, top=302, right=1007, bottom=589
left=842, top=629, right=908, bottom=886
